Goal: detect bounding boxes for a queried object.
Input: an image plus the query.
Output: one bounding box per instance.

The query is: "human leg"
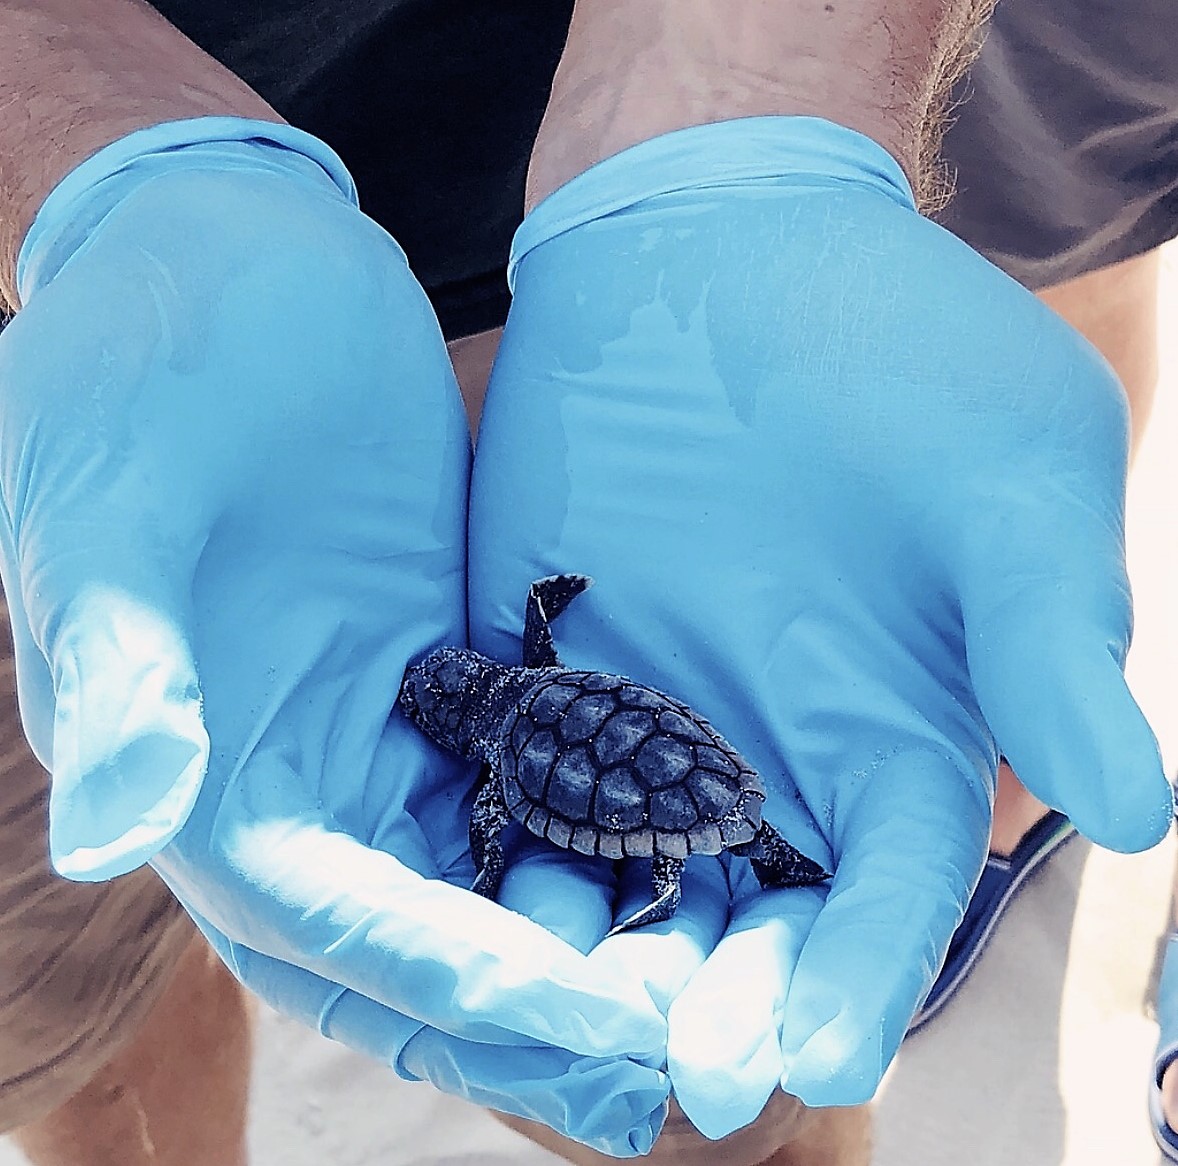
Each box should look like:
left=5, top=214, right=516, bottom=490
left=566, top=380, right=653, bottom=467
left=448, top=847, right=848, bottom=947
left=0, top=593, right=252, bottom=1166
left=11, top=935, right=252, bottom=1166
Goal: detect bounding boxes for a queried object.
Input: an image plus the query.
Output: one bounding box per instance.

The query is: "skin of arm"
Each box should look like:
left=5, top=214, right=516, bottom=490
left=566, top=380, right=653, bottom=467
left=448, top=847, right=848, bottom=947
left=528, top=0, right=994, bottom=210
left=0, top=0, right=280, bottom=309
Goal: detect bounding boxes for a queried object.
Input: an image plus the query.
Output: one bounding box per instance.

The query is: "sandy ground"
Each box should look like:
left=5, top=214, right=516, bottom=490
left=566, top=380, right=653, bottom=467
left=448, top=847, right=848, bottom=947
left=3, top=250, right=1177, bottom=1166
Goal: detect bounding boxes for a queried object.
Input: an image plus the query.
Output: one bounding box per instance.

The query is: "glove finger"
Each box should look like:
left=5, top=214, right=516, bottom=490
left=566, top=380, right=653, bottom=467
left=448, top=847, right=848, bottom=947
left=496, top=839, right=729, bottom=1034
left=495, top=832, right=618, bottom=954
left=776, top=748, right=987, bottom=1105
left=187, top=909, right=667, bottom=1157
left=499, top=833, right=731, bottom=965
left=397, top=1026, right=667, bottom=1158
left=153, top=807, right=667, bottom=1058
left=962, top=528, right=1172, bottom=852
left=590, top=854, right=731, bottom=1012
left=666, top=881, right=824, bottom=1139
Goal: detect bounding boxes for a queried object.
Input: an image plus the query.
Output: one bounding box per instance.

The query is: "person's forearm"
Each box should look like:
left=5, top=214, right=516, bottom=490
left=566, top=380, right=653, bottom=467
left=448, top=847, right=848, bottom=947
left=529, top=0, right=993, bottom=210
left=0, top=0, right=280, bottom=308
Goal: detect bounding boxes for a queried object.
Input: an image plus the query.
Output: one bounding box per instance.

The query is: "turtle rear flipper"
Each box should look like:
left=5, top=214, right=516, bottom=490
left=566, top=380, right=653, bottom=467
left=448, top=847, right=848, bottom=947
left=523, top=574, right=593, bottom=667
left=607, top=854, right=686, bottom=936
left=733, top=821, right=831, bottom=888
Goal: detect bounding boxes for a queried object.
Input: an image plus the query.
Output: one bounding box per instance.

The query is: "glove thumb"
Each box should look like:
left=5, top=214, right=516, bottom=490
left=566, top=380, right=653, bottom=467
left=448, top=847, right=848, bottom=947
left=0, top=438, right=209, bottom=880
left=963, top=515, right=1172, bottom=853
left=45, top=579, right=207, bottom=881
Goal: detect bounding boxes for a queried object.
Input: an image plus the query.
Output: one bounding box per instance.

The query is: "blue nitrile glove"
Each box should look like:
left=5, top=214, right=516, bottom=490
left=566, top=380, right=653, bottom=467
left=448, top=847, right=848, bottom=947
left=469, top=117, right=1174, bottom=1138
left=0, top=118, right=667, bottom=1155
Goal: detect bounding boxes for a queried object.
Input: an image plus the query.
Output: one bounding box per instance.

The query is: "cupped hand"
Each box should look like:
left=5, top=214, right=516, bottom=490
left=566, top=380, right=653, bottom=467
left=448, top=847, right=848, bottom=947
left=0, top=119, right=666, bottom=1154
left=469, top=116, right=1173, bottom=1138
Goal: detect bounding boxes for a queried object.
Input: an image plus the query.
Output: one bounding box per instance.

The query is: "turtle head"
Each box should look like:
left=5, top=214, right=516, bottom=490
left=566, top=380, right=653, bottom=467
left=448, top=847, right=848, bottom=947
left=398, top=647, right=503, bottom=761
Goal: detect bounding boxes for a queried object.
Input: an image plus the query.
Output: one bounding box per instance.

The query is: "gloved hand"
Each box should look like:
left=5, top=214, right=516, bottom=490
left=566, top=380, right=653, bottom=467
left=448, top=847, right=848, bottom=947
left=469, top=116, right=1174, bottom=1138
left=0, top=118, right=667, bottom=1154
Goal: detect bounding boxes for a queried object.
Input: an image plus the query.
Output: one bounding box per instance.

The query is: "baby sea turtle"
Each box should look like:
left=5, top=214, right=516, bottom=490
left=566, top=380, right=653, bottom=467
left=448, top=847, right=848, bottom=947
left=398, top=574, right=830, bottom=933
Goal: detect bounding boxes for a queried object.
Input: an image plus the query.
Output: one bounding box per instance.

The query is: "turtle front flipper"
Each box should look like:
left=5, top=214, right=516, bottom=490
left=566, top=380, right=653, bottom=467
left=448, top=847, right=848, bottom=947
left=733, top=821, right=831, bottom=889
left=523, top=574, right=593, bottom=667
left=469, top=767, right=512, bottom=899
left=606, top=854, right=686, bottom=936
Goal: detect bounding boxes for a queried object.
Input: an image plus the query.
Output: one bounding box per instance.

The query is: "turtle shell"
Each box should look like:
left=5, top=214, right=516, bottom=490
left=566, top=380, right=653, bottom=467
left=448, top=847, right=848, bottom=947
left=496, top=670, right=766, bottom=861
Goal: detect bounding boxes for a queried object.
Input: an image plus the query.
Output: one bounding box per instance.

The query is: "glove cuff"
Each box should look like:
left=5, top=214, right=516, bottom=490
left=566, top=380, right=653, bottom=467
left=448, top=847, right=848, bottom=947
left=509, top=115, right=915, bottom=291
left=17, top=117, right=358, bottom=302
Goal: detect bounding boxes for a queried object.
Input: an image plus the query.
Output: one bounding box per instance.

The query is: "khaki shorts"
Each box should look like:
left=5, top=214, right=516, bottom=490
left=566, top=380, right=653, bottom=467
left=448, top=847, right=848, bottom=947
left=0, top=598, right=195, bottom=1132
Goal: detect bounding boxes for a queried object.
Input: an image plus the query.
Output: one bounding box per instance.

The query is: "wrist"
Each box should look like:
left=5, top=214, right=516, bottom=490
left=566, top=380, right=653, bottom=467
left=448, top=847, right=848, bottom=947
left=0, top=0, right=282, bottom=308
left=528, top=0, right=989, bottom=211
left=16, top=119, right=358, bottom=303
left=510, top=117, right=914, bottom=292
